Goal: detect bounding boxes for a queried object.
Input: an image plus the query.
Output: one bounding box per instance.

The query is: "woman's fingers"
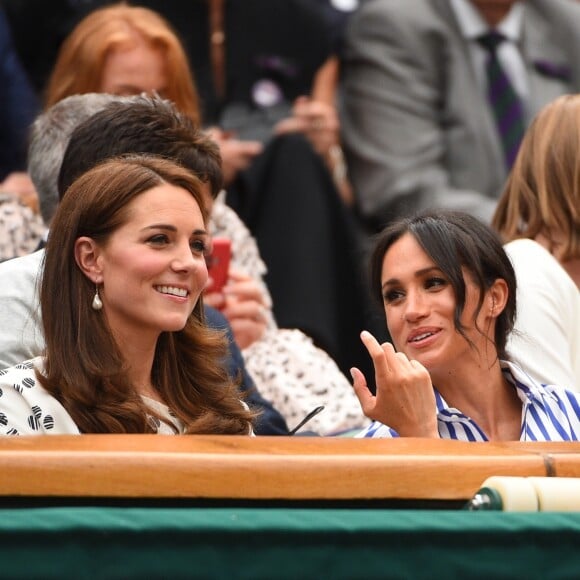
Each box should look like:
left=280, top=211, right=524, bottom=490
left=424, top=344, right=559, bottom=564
left=360, top=330, right=390, bottom=372
left=350, top=366, right=375, bottom=416
left=389, top=348, right=415, bottom=371
left=359, top=332, right=437, bottom=434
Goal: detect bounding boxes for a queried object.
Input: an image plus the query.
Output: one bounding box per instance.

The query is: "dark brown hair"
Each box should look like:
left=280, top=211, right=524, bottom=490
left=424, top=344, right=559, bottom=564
left=58, top=95, right=223, bottom=201
left=40, top=155, right=254, bottom=434
left=370, top=210, right=517, bottom=359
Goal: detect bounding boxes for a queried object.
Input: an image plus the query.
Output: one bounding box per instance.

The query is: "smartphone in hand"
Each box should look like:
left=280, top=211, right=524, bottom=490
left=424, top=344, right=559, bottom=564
left=206, top=237, right=231, bottom=294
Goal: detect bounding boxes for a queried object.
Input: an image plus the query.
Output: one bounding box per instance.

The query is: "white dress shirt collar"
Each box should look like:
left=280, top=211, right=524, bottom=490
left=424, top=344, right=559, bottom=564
left=449, top=0, right=524, bottom=42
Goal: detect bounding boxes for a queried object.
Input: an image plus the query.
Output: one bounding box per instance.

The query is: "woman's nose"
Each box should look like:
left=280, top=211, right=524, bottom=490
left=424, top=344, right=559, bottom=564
left=403, top=290, right=428, bottom=321
left=171, top=243, right=198, bottom=272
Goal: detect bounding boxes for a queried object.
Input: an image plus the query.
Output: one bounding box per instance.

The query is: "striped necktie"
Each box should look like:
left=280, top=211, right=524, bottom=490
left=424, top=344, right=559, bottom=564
left=477, top=31, right=525, bottom=169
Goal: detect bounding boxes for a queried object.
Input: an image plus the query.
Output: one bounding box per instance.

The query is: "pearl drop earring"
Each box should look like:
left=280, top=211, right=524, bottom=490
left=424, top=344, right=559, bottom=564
left=92, top=285, right=103, bottom=311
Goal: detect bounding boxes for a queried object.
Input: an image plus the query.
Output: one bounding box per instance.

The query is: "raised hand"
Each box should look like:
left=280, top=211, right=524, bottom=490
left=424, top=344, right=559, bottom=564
left=351, top=330, right=439, bottom=437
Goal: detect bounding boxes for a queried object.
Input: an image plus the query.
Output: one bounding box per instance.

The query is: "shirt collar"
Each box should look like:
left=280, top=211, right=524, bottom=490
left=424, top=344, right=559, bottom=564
left=501, top=359, right=560, bottom=404
left=449, top=0, right=524, bottom=43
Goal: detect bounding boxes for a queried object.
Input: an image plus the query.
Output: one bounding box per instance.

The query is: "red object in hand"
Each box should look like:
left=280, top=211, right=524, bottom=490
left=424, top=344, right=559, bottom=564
left=206, top=237, right=231, bottom=293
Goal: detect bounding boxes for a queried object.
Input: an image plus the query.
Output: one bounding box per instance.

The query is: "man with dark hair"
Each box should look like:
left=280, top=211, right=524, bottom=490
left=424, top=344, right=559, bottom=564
left=58, top=96, right=224, bottom=204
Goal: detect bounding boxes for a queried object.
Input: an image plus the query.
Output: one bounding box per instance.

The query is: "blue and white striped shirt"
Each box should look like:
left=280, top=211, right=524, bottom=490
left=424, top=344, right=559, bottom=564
left=357, top=361, right=580, bottom=441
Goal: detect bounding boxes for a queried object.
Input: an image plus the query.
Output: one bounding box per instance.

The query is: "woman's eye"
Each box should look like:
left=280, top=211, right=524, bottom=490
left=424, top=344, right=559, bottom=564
left=148, top=234, right=169, bottom=245
left=190, top=239, right=208, bottom=255
left=383, top=289, right=404, bottom=304
left=426, top=277, right=447, bottom=289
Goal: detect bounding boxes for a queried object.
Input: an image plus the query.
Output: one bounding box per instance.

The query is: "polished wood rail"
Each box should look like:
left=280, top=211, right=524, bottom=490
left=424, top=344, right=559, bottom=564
left=0, top=435, right=578, bottom=500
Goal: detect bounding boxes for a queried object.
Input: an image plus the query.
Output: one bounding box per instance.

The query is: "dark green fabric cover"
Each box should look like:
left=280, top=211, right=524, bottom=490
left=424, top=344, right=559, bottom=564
left=1, top=507, right=580, bottom=579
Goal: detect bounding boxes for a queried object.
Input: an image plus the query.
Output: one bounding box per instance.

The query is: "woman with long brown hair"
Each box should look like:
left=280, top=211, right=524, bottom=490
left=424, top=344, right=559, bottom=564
left=0, top=155, right=254, bottom=434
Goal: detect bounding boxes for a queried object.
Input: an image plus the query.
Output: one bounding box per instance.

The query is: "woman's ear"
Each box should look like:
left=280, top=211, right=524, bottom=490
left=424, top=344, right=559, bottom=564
left=488, top=278, right=509, bottom=319
left=74, top=236, right=103, bottom=283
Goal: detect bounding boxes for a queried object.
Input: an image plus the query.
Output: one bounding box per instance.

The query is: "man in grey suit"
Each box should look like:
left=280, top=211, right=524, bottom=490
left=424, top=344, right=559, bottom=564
left=340, top=0, right=580, bottom=232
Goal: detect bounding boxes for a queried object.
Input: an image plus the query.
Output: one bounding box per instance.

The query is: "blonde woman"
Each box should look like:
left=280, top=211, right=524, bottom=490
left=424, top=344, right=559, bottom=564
left=493, top=94, right=580, bottom=391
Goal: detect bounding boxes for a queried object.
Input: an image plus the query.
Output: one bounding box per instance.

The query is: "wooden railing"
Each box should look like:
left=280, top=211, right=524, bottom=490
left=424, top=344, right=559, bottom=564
left=0, top=435, right=579, bottom=501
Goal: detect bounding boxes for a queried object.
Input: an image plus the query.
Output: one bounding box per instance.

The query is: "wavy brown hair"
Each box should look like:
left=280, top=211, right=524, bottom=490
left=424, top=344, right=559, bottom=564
left=40, top=155, right=254, bottom=434
left=44, top=3, right=200, bottom=124
left=492, top=94, right=580, bottom=262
